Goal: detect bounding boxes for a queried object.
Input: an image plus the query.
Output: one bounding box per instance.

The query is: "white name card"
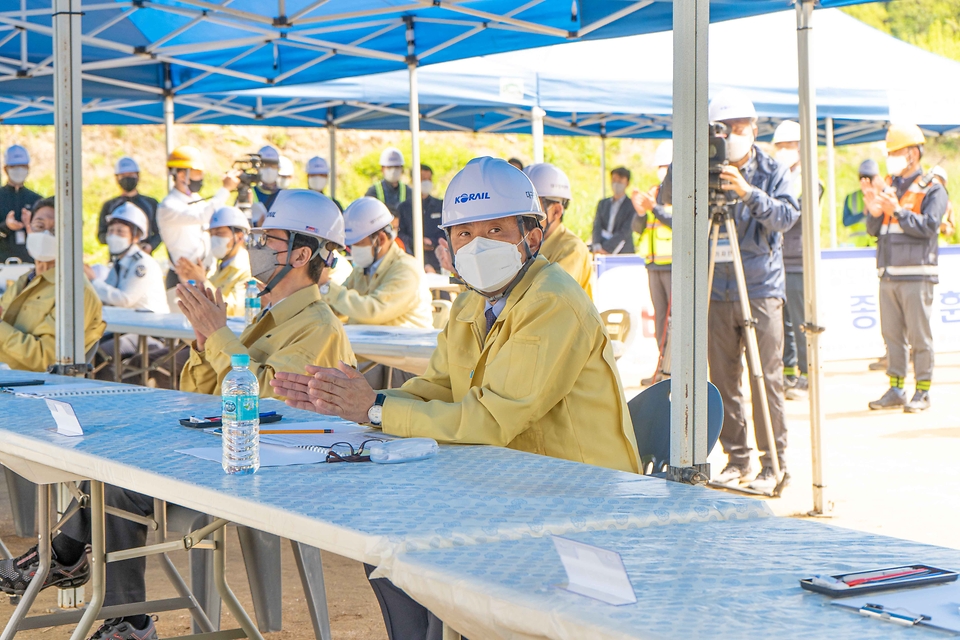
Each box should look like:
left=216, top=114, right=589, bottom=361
left=551, top=536, right=637, bottom=606
left=45, top=399, right=84, bottom=437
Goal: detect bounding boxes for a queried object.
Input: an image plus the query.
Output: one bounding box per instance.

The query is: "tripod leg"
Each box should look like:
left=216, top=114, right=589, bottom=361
left=723, top=217, right=782, bottom=480
left=706, top=221, right=721, bottom=316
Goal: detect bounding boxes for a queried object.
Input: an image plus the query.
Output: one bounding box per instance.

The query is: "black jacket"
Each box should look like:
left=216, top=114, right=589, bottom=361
left=591, top=196, right=638, bottom=254
left=0, top=183, right=43, bottom=263
left=97, top=193, right=162, bottom=254
left=397, top=195, right=444, bottom=269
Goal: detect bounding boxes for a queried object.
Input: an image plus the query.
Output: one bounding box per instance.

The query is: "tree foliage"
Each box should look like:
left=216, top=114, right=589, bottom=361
left=843, top=0, right=960, bottom=61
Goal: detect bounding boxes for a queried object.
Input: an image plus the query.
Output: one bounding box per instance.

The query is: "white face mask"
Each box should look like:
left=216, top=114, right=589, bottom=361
left=350, top=244, right=376, bottom=269
left=725, top=131, right=754, bottom=162
left=277, top=176, right=291, bottom=189
left=260, top=167, right=279, bottom=185
left=454, top=235, right=526, bottom=294
left=611, top=181, right=627, bottom=196
left=383, top=167, right=403, bottom=183
left=7, top=166, right=28, bottom=185
left=420, top=180, right=433, bottom=196
left=886, top=154, right=908, bottom=177
left=106, top=233, right=132, bottom=256
left=308, top=175, right=328, bottom=192
left=657, top=167, right=668, bottom=182
left=775, top=148, right=801, bottom=170
left=210, top=235, right=233, bottom=260
left=26, top=230, right=57, bottom=262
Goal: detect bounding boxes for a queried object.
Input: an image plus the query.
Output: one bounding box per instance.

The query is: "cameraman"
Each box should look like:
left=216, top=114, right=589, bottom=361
left=663, top=90, right=799, bottom=492
left=247, top=145, right=284, bottom=226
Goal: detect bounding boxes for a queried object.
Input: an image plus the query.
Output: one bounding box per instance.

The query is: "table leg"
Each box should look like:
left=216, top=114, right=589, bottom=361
left=69, top=480, right=105, bottom=640
left=291, top=541, right=332, bottom=640
left=113, top=337, right=122, bottom=383
left=214, top=526, right=264, bottom=640
left=0, top=484, right=51, bottom=640
left=442, top=622, right=462, bottom=640
left=140, top=336, right=149, bottom=387
left=154, top=500, right=216, bottom=634
left=0, top=536, right=10, bottom=560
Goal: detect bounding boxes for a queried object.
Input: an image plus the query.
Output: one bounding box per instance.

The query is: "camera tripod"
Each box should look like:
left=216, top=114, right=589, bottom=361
left=705, top=202, right=788, bottom=498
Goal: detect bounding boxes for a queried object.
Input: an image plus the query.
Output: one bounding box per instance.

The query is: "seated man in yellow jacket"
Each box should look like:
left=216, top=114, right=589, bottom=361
left=174, top=205, right=251, bottom=317
left=273, top=157, right=640, bottom=640
left=0, top=196, right=106, bottom=371
left=323, top=197, right=432, bottom=328
left=179, top=189, right=355, bottom=396
left=524, top=162, right=593, bottom=298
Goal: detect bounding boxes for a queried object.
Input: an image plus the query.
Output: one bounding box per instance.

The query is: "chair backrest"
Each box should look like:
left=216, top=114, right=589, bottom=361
left=431, top=299, right=452, bottom=329
left=627, top=379, right=724, bottom=474
left=600, top=308, right=631, bottom=343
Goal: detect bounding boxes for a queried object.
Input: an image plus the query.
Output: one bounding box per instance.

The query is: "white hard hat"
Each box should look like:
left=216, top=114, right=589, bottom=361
left=524, top=163, right=572, bottom=201
left=379, top=147, right=404, bottom=167
left=306, top=156, right=329, bottom=176
left=4, top=145, right=29, bottom=166
left=257, top=189, right=345, bottom=249
left=708, top=89, right=757, bottom=122
left=342, top=197, right=395, bottom=245
left=278, top=155, right=294, bottom=178
left=207, top=206, right=251, bottom=232
left=772, top=120, right=802, bottom=144
left=932, top=165, right=948, bottom=182
left=440, top=157, right=544, bottom=229
left=654, top=140, right=673, bottom=167
left=107, top=201, right=149, bottom=238
left=114, top=156, right=140, bottom=174
left=258, top=145, right=280, bottom=163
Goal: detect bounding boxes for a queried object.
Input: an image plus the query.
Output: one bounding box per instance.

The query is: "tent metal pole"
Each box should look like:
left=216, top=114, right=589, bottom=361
left=52, top=0, right=85, bottom=375
left=406, top=19, right=424, bottom=268
left=797, top=0, right=829, bottom=516
left=825, top=116, right=838, bottom=248
left=328, top=120, right=337, bottom=202
left=164, top=93, right=174, bottom=191
left=600, top=127, right=607, bottom=199
left=532, top=106, right=545, bottom=164
left=667, top=0, right=710, bottom=479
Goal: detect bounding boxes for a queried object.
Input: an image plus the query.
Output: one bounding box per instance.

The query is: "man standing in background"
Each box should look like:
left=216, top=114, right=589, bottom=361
left=97, top=156, right=162, bottom=255
left=0, top=145, right=42, bottom=264
left=397, top=164, right=444, bottom=272
left=592, top=167, right=638, bottom=255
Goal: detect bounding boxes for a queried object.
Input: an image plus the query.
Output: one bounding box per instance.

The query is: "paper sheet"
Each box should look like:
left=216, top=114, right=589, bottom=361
left=176, top=443, right=326, bottom=467
left=551, top=536, right=637, bottom=606
left=833, top=581, right=960, bottom=633
left=259, top=430, right=393, bottom=452
left=45, top=399, right=83, bottom=437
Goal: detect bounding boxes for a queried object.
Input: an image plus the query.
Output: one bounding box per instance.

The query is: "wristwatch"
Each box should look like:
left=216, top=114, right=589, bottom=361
left=319, top=283, right=330, bottom=295
left=367, top=393, right=386, bottom=426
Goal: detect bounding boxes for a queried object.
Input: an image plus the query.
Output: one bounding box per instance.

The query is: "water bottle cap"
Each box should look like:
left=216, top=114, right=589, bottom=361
left=248, top=280, right=258, bottom=286
left=231, top=354, right=250, bottom=367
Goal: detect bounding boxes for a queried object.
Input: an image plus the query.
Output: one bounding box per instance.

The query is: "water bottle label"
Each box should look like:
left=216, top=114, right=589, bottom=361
left=223, top=394, right=259, bottom=422
left=245, top=299, right=261, bottom=309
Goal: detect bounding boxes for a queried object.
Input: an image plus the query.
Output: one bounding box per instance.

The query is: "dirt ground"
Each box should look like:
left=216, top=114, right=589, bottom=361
left=1, top=354, right=959, bottom=638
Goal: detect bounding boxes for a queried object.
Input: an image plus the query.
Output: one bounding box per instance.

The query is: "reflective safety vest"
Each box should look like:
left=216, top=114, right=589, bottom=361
left=374, top=180, right=407, bottom=205
left=877, top=173, right=938, bottom=279
left=640, top=206, right=672, bottom=266
left=844, top=191, right=874, bottom=248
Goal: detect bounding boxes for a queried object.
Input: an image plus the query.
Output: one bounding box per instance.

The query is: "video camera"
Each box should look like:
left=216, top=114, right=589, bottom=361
left=233, top=153, right=262, bottom=213
left=708, top=122, right=740, bottom=216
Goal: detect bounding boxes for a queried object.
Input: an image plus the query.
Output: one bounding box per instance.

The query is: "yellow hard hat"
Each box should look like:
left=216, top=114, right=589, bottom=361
left=166, top=145, right=205, bottom=171
left=885, top=124, right=925, bottom=153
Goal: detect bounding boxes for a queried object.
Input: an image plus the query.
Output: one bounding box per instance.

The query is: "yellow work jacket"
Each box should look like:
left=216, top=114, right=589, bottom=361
left=326, top=242, right=433, bottom=328
left=539, top=223, right=594, bottom=299
left=381, top=258, right=640, bottom=473
left=180, top=284, right=356, bottom=398
left=208, top=247, right=251, bottom=318
left=0, top=268, right=106, bottom=372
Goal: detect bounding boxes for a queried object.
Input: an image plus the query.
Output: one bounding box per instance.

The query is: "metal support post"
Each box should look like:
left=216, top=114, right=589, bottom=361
left=600, top=127, right=607, bottom=199
left=58, top=483, right=84, bottom=609
left=52, top=0, right=85, bottom=377
left=797, top=0, right=829, bottom=515
left=164, top=94, right=175, bottom=191
left=532, top=106, right=545, bottom=164
left=406, top=19, right=425, bottom=268
left=70, top=480, right=105, bottom=640
left=327, top=113, right=338, bottom=202
left=1, top=485, right=50, bottom=640
left=214, top=526, right=265, bottom=640
left=667, top=0, right=710, bottom=477
left=825, top=116, right=838, bottom=249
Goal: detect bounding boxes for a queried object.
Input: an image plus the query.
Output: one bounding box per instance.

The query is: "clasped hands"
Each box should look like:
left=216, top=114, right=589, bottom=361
left=271, top=363, right=377, bottom=424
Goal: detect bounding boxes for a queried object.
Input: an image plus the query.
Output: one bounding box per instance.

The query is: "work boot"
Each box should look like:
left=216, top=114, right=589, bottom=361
left=0, top=544, right=90, bottom=596
left=785, top=376, right=808, bottom=400
left=904, top=390, right=931, bottom=413
left=747, top=466, right=789, bottom=493
left=868, top=357, right=887, bottom=371
left=712, top=463, right=752, bottom=485
left=88, top=616, right=158, bottom=640
left=868, top=387, right=906, bottom=410
left=784, top=374, right=798, bottom=389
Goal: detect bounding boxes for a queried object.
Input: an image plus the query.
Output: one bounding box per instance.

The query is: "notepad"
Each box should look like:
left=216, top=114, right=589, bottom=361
left=177, top=444, right=326, bottom=467
left=259, top=430, right=394, bottom=453
left=8, top=383, right=154, bottom=398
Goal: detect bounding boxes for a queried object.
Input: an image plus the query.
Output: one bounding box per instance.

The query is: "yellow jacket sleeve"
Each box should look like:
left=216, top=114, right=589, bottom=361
left=0, top=310, right=56, bottom=372
left=552, top=243, right=593, bottom=297
left=382, top=295, right=596, bottom=446
left=326, top=261, right=420, bottom=325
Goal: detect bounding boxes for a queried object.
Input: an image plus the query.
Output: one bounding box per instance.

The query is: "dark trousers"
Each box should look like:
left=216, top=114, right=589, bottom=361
left=364, top=564, right=443, bottom=640
left=59, top=482, right=153, bottom=607
left=708, top=298, right=788, bottom=470
left=782, top=271, right=807, bottom=374
left=647, top=268, right=672, bottom=356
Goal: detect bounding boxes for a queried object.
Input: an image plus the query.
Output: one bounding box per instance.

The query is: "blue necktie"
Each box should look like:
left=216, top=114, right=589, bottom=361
left=485, top=307, right=497, bottom=336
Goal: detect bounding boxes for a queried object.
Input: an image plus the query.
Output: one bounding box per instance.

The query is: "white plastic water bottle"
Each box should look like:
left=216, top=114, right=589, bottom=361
left=221, top=353, right=260, bottom=475
left=245, top=280, right=261, bottom=326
